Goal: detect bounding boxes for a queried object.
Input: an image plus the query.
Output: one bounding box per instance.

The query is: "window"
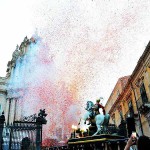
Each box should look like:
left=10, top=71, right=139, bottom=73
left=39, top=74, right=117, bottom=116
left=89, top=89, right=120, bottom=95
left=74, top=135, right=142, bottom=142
left=140, top=83, right=148, bottom=103
left=128, top=101, right=134, bottom=118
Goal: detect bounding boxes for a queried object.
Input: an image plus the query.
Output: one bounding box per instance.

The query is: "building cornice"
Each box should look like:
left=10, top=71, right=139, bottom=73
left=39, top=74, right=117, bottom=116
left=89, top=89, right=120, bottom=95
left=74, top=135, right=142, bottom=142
left=130, top=41, right=150, bottom=82
left=107, top=41, right=150, bottom=114
left=109, top=80, right=132, bottom=114
left=105, top=76, right=130, bottom=107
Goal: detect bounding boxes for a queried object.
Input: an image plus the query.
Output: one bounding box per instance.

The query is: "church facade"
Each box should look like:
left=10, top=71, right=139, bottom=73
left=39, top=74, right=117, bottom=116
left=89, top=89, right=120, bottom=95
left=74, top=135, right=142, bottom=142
left=0, top=37, right=36, bottom=124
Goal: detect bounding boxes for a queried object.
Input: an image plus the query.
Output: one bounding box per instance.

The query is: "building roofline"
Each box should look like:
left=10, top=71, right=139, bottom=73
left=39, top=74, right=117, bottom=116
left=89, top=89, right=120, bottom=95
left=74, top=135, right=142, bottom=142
left=130, top=41, right=150, bottom=81
left=107, top=41, right=150, bottom=114
left=105, top=75, right=130, bottom=107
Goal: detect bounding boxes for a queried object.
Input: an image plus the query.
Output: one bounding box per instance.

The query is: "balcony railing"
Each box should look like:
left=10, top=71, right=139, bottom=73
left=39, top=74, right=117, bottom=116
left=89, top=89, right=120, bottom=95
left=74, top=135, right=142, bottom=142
left=136, top=96, right=150, bottom=114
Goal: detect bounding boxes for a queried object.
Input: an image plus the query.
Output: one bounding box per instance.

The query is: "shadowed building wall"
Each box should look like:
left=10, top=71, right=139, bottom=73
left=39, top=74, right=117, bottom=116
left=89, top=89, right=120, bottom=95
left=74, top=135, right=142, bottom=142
left=105, top=41, right=150, bottom=137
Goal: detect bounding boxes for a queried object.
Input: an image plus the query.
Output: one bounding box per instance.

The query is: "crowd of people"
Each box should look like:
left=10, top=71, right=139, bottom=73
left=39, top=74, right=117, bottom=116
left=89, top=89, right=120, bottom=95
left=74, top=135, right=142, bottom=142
left=124, top=133, right=150, bottom=150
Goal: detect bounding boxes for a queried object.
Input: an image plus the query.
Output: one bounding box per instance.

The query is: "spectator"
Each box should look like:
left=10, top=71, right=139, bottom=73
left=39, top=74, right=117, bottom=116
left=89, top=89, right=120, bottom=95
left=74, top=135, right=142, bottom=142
left=124, top=134, right=150, bottom=150
left=137, top=135, right=150, bottom=150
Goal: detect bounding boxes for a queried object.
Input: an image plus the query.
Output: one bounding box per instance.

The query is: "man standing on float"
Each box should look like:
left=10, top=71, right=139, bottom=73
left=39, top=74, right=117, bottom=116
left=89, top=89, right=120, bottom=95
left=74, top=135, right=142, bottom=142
left=93, top=98, right=106, bottom=116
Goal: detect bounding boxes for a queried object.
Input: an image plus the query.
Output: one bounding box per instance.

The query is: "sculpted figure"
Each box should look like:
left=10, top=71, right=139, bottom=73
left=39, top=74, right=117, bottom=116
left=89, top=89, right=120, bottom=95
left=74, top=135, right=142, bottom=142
left=93, top=98, right=106, bottom=116
left=79, top=101, right=110, bottom=136
left=6, top=61, right=12, bottom=77
left=86, top=98, right=106, bottom=125
left=12, top=45, right=20, bottom=62
left=36, top=109, right=47, bottom=124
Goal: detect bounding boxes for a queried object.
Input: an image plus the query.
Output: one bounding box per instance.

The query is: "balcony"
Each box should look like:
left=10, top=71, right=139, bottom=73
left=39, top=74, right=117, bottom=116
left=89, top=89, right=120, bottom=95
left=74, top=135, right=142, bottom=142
left=137, top=96, right=150, bottom=115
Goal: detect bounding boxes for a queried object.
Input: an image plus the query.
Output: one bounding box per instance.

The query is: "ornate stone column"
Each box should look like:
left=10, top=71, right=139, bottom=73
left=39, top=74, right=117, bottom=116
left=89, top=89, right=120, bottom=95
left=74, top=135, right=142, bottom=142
left=10, top=98, right=15, bottom=124
left=7, top=98, right=11, bottom=125
left=4, top=98, right=9, bottom=124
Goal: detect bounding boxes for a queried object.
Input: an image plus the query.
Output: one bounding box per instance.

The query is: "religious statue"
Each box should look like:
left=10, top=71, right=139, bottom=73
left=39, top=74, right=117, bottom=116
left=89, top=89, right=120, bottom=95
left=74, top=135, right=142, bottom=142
left=38, top=109, right=47, bottom=118
left=6, top=61, right=12, bottom=77
left=36, top=109, right=47, bottom=124
left=79, top=100, right=110, bottom=136
left=12, top=45, right=20, bottom=62
left=23, top=36, right=29, bottom=45
left=10, top=45, right=20, bottom=69
left=86, top=98, right=106, bottom=125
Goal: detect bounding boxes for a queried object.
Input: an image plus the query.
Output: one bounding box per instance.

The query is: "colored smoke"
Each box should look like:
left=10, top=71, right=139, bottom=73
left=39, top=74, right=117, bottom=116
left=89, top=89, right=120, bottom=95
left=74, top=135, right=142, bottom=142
left=5, top=0, right=150, bottom=141
left=7, top=36, right=84, bottom=139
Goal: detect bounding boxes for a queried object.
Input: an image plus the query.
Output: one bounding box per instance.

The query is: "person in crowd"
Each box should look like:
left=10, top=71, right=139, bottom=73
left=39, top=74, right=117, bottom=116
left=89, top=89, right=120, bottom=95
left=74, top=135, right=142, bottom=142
left=124, top=133, right=150, bottom=150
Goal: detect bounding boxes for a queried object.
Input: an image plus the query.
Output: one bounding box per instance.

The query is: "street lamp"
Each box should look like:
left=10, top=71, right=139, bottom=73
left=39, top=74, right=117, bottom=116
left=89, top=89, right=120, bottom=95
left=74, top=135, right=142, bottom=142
left=80, top=127, right=87, bottom=137
left=71, top=125, right=77, bottom=138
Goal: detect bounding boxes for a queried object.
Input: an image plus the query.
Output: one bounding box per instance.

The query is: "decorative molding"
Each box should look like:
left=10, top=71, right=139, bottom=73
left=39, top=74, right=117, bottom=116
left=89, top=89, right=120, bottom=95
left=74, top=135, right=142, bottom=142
left=111, top=113, right=115, bottom=119
left=135, top=77, right=144, bottom=87
left=5, top=36, right=36, bottom=77
left=117, top=105, right=122, bottom=112
left=125, top=94, right=131, bottom=102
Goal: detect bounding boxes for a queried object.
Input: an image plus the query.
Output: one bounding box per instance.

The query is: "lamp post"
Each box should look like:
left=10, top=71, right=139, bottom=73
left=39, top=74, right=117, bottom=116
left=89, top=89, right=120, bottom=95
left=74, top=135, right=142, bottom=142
left=87, top=128, right=90, bottom=136
left=71, top=125, right=77, bottom=138
left=36, top=109, right=47, bottom=150
left=74, top=125, right=77, bottom=138
left=80, top=129, right=84, bottom=137
left=80, top=127, right=86, bottom=137
left=71, top=125, right=74, bottom=138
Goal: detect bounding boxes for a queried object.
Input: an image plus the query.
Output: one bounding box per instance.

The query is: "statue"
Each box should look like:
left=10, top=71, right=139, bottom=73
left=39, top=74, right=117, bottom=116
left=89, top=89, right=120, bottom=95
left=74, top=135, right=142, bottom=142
left=93, top=98, right=106, bottom=115
left=36, top=109, right=47, bottom=124
left=12, top=45, right=20, bottom=62
left=10, top=45, right=20, bottom=68
left=23, top=36, right=29, bottom=44
left=85, top=98, right=106, bottom=125
left=79, top=101, right=110, bottom=136
left=6, top=61, right=12, bottom=77
left=38, top=109, right=47, bottom=118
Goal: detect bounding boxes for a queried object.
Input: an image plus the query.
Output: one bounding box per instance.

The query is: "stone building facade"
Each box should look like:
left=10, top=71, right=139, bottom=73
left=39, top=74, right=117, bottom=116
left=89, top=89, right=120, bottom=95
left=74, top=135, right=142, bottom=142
left=0, top=77, right=7, bottom=115
left=105, top=41, right=150, bottom=137
left=0, top=37, right=36, bottom=124
left=105, top=76, right=130, bottom=126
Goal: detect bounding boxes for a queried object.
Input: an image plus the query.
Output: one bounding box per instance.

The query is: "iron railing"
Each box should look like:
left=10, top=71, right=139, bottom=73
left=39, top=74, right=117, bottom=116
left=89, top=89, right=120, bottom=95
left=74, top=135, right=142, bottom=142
left=0, top=109, right=47, bottom=150
left=42, top=145, right=68, bottom=150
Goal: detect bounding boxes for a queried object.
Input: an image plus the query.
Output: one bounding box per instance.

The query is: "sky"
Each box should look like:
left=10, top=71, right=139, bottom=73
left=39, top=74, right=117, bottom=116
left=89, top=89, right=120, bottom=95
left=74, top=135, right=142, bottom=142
left=0, top=0, right=150, bottom=102
left=1, top=0, right=150, bottom=139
